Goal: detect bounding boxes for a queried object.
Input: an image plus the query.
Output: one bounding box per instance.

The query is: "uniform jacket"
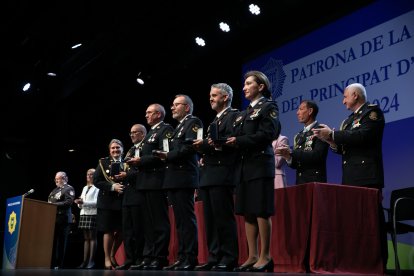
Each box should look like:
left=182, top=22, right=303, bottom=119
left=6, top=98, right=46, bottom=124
left=290, top=122, right=328, bottom=184
left=333, top=103, right=385, bottom=188
left=122, top=144, right=143, bottom=206
left=198, top=107, right=240, bottom=187
left=93, top=157, right=126, bottom=210
left=138, top=121, right=174, bottom=190
left=48, top=184, right=75, bottom=223
left=232, top=98, right=280, bottom=182
left=163, top=114, right=203, bottom=189
left=77, top=185, right=99, bottom=215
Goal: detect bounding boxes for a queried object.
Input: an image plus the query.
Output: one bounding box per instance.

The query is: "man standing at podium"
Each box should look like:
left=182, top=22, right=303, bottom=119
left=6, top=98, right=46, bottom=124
left=48, top=171, right=75, bottom=269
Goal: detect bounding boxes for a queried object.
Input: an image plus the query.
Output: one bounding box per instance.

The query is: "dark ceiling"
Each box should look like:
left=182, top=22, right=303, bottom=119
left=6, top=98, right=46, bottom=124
left=1, top=0, right=374, bottom=201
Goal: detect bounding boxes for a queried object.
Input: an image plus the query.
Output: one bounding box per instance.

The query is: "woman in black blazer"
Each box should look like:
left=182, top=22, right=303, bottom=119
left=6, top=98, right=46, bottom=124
left=93, top=139, right=126, bottom=269
left=227, top=71, right=281, bottom=272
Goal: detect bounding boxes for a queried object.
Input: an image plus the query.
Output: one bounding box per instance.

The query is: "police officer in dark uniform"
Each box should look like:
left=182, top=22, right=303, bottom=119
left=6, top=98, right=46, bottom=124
left=227, top=71, right=280, bottom=272
left=193, top=83, right=239, bottom=271
left=313, top=82, right=387, bottom=270
left=48, top=171, right=75, bottom=269
left=127, top=104, right=174, bottom=270
left=115, top=124, right=147, bottom=270
left=276, top=100, right=328, bottom=184
left=93, top=139, right=125, bottom=269
left=154, top=94, right=203, bottom=271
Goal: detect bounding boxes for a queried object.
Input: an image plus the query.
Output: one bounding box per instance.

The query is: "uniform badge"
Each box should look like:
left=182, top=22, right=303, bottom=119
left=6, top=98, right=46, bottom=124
left=165, top=132, right=172, bottom=139
left=270, top=110, right=277, bottom=118
left=250, top=108, right=261, bottom=119
left=369, top=111, right=378, bottom=121
left=70, top=190, right=74, bottom=196
left=192, top=125, right=200, bottom=133
left=55, top=191, right=61, bottom=199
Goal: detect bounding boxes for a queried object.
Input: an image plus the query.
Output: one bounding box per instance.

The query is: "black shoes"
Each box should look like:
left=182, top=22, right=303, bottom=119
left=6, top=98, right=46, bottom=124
left=234, top=261, right=256, bottom=272
left=130, top=258, right=151, bottom=270
left=194, top=262, right=217, bottom=271
left=211, top=263, right=236, bottom=272
left=163, top=260, right=183, bottom=270
left=174, top=259, right=196, bottom=271
left=115, top=262, right=131, bottom=270
left=143, top=258, right=169, bottom=270
left=246, top=259, right=274, bottom=272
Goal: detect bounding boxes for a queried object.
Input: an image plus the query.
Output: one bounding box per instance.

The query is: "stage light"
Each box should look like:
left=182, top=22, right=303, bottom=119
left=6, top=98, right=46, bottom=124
left=71, top=43, right=82, bottom=49
left=22, top=82, right=31, bottom=92
left=249, top=4, right=261, bottom=15
left=195, top=37, right=206, bottom=46
left=219, top=22, right=230, bottom=32
left=137, top=78, right=144, bottom=85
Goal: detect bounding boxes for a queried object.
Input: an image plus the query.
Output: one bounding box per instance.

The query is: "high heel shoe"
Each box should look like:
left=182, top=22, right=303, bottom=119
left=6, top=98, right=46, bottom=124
left=110, top=256, right=119, bottom=268
left=233, top=261, right=256, bottom=272
left=246, top=259, right=274, bottom=272
left=77, top=262, right=87, bottom=269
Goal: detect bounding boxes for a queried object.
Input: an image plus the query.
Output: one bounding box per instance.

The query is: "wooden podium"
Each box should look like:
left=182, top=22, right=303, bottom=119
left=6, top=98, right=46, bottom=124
left=3, top=196, right=56, bottom=269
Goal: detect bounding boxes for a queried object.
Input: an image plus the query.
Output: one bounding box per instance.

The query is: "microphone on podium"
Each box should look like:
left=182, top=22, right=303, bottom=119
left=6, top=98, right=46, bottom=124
left=23, top=189, right=34, bottom=197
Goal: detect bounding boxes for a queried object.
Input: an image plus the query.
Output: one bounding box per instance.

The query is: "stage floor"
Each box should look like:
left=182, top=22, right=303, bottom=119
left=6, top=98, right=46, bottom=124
left=0, top=269, right=395, bottom=276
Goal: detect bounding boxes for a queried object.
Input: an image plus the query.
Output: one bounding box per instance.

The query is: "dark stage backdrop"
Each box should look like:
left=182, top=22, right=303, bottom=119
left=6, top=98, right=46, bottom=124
left=241, top=0, right=414, bottom=269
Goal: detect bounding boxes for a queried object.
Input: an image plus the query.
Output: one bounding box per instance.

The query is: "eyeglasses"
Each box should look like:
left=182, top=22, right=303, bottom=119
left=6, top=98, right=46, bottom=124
left=171, top=102, right=187, bottom=108
left=129, top=130, right=143, bottom=135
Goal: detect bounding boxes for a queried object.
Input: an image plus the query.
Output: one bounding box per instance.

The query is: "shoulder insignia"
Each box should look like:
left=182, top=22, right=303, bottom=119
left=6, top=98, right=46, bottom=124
left=270, top=110, right=277, bottom=118
left=70, top=190, right=75, bottom=196
left=192, top=125, right=200, bottom=133
left=369, top=111, right=378, bottom=121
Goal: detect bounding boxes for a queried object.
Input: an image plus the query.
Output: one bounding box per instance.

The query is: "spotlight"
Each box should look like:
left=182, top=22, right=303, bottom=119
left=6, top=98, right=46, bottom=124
left=195, top=37, right=206, bottom=46
left=249, top=4, right=261, bottom=15
left=219, top=22, right=230, bottom=32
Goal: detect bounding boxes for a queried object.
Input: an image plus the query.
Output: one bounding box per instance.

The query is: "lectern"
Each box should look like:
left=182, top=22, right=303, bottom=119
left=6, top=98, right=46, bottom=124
left=2, top=195, right=57, bottom=269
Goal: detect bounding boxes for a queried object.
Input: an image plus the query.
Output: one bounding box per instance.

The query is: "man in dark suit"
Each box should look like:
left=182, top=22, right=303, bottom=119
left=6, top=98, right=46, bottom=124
left=154, top=94, right=203, bottom=271
left=115, top=124, right=147, bottom=270
left=193, top=83, right=239, bottom=271
left=313, top=82, right=387, bottom=269
left=276, top=100, right=328, bottom=184
left=48, top=171, right=75, bottom=269
left=127, top=104, right=174, bottom=270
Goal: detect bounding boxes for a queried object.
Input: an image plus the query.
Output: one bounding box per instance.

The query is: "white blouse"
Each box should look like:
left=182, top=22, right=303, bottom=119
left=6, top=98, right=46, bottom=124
left=77, top=185, right=99, bottom=215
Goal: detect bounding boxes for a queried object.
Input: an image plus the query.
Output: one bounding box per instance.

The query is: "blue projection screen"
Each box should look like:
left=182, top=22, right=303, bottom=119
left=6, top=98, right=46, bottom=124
left=242, top=0, right=414, bottom=269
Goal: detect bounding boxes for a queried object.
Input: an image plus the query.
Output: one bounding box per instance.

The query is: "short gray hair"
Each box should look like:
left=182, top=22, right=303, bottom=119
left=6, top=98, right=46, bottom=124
left=211, top=83, right=233, bottom=105
left=346, top=83, right=367, bottom=101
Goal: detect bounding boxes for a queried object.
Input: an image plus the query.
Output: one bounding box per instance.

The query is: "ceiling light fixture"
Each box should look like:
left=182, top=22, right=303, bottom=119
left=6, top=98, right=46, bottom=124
left=195, top=37, right=206, bottom=46
left=249, top=4, right=261, bottom=15
left=219, top=22, right=230, bottom=32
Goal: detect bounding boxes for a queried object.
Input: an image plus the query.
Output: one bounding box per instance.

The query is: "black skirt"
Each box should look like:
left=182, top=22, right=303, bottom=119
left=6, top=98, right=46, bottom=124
left=235, top=177, right=275, bottom=218
left=96, top=209, right=122, bottom=232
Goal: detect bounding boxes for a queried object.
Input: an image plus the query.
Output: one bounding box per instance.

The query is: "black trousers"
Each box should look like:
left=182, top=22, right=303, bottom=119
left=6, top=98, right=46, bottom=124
left=141, top=190, right=170, bottom=259
left=199, top=186, right=238, bottom=265
left=122, top=204, right=145, bottom=264
left=167, top=188, right=198, bottom=263
left=52, top=215, right=70, bottom=268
